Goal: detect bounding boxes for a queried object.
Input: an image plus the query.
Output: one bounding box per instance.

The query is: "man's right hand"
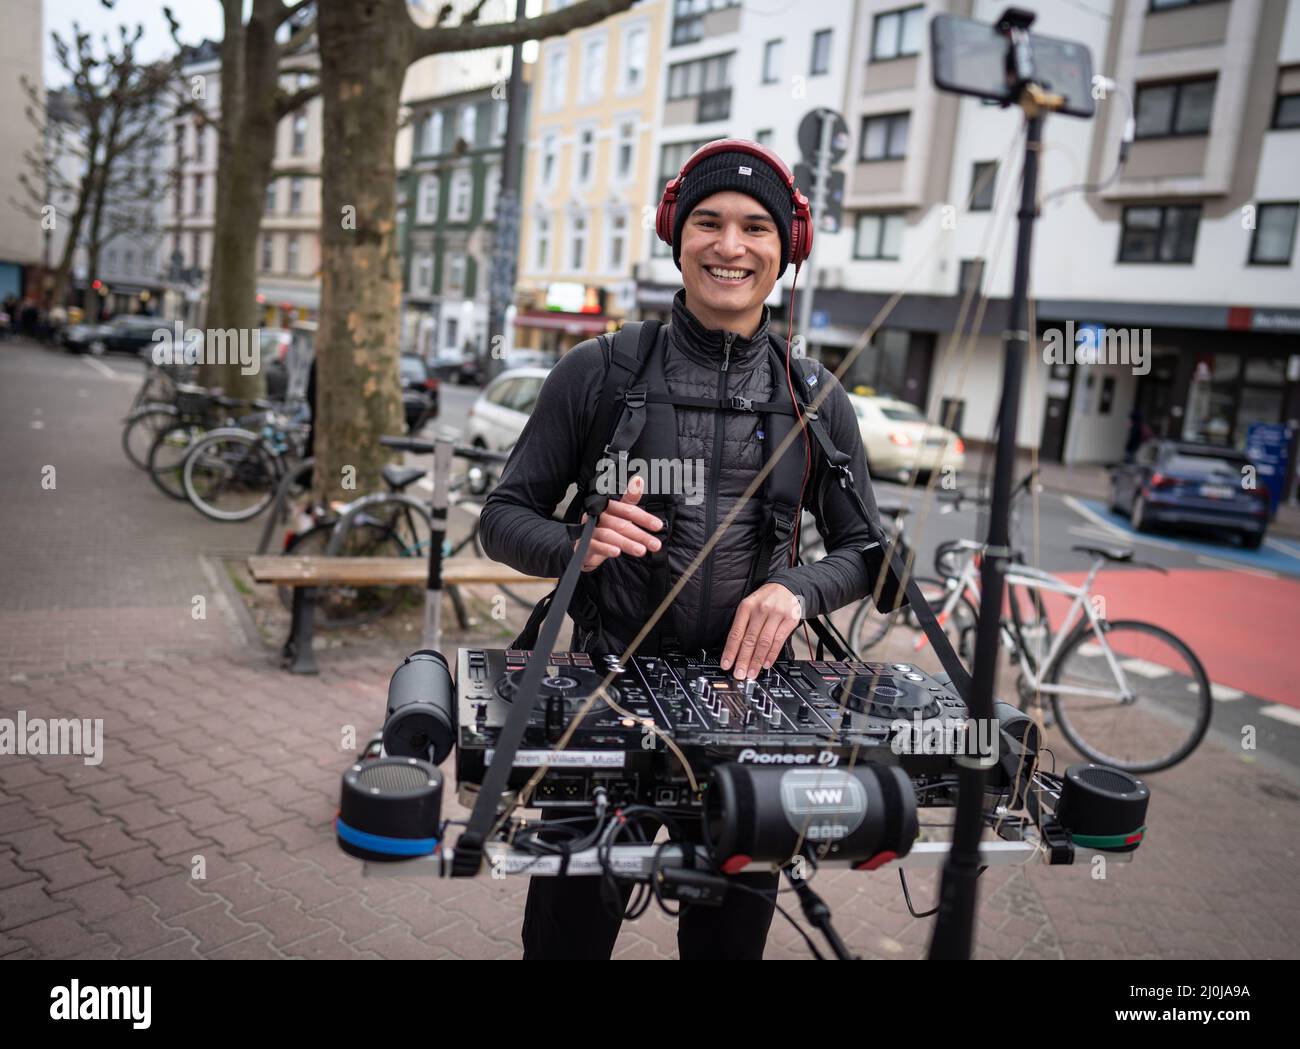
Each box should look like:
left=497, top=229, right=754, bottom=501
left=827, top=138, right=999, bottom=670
left=574, top=474, right=664, bottom=572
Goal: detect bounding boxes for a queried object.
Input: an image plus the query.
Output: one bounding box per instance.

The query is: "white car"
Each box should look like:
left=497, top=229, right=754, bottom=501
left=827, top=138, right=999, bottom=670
left=848, top=394, right=966, bottom=482
left=465, top=366, right=550, bottom=452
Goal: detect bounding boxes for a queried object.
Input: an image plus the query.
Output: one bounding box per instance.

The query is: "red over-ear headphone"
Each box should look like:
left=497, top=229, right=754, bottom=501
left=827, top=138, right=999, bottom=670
left=655, top=138, right=814, bottom=267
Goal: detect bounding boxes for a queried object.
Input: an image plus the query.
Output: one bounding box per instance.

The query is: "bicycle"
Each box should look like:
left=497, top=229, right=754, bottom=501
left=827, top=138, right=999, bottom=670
left=878, top=473, right=1212, bottom=773
left=181, top=405, right=311, bottom=522
left=144, top=385, right=264, bottom=499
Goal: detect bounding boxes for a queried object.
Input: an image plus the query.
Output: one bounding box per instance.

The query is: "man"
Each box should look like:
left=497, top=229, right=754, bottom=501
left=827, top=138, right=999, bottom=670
left=480, top=140, right=888, bottom=959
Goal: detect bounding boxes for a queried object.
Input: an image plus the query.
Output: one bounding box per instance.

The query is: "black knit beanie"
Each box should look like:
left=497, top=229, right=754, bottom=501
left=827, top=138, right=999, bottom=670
left=670, top=148, right=796, bottom=279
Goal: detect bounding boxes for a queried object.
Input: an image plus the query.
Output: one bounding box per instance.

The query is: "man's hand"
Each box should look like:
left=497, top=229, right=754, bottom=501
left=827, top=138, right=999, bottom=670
left=721, top=583, right=803, bottom=681
left=574, top=474, right=664, bottom=572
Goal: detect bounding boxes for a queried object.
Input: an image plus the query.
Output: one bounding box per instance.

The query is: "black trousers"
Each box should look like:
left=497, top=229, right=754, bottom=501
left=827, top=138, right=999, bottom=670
left=520, top=809, right=779, bottom=960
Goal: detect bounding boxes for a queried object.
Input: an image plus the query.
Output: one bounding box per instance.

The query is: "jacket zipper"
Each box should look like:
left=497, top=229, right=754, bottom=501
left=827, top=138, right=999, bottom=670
left=696, top=332, right=734, bottom=648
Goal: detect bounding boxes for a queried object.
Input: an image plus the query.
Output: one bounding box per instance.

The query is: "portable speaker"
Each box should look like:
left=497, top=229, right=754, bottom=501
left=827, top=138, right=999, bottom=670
left=382, top=649, right=456, bottom=765
left=1055, top=763, right=1149, bottom=852
left=336, top=757, right=443, bottom=862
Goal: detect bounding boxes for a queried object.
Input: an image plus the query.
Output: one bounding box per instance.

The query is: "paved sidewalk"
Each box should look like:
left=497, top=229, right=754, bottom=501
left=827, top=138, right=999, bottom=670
left=2, top=338, right=1299, bottom=960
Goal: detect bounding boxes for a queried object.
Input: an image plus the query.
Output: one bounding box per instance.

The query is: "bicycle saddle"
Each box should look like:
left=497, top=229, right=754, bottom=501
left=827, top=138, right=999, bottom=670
left=382, top=465, right=426, bottom=491
left=1071, top=544, right=1133, bottom=563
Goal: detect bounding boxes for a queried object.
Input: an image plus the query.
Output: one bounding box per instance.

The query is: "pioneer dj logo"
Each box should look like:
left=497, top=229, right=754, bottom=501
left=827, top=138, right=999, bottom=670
left=736, top=748, right=839, bottom=767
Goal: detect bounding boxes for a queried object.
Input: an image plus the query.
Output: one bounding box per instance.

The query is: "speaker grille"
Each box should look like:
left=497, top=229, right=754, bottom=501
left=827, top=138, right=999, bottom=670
left=1077, top=766, right=1137, bottom=794
left=359, top=761, right=432, bottom=793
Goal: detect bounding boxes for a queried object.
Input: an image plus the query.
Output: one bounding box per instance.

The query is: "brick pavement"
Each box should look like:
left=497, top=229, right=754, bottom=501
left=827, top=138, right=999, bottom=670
left=3, top=338, right=1299, bottom=960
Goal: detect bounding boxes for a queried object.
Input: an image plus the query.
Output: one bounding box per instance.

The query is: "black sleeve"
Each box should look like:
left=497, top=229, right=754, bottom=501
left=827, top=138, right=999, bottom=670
left=477, top=340, right=607, bottom=579
left=766, top=361, right=882, bottom=620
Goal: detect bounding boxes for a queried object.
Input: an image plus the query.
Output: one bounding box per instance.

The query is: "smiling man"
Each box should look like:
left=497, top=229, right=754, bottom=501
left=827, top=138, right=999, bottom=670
left=480, top=139, right=888, bottom=960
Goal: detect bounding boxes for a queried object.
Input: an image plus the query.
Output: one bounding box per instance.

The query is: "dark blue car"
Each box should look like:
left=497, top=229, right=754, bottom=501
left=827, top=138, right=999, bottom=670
left=1109, top=440, right=1270, bottom=549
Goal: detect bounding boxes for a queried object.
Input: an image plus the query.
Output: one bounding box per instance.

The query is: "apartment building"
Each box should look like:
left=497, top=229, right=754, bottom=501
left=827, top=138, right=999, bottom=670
left=632, top=0, right=1300, bottom=477
left=0, top=0, right=44, bottom=303
left=513, top=0, right=666, bottom=355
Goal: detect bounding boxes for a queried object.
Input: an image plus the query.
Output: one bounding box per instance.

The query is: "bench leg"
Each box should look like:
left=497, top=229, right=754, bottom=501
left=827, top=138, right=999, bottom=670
left=282, top=587, right=320, bottom=675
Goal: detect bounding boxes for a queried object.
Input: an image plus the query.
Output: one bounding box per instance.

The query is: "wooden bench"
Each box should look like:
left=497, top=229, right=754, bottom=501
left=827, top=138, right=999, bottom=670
left=247, top=556, right=556, bottom=674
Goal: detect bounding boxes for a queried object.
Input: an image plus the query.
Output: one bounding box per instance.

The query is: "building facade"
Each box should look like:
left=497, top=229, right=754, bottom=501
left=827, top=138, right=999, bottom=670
left=0, top=0, right=45, bottom=304
left=513, top=0, right=667, bottom=355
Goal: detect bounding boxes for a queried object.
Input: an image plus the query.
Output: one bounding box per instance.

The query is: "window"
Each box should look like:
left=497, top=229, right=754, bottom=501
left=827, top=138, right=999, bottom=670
left=1249, top=203, right=1298, bottom=265
left=260, top=235, right=273, bottom=273
left=144, top=249, right=156, bottom=274
left=1150, top=0, right=1220, bottom=9
left=581, top=36, right=607, bottom=102
left=494, top=100, right=508, bottom=141
left=958, top=258, right=984, bottom=293
left=291, top=111, right=307, bottom=155
left=1273, top=67, right=1300, bottom=129
left=970, top=161, right=997, bottom=212
left=449, top=168, right=473, bottom=221
left=859, top=112, right=910, bottom=161
left=672, top=0, right=739, bottom=46
left=412, top=253, right=433, bottom=296
left=1134, top=78, right=1216, bottom=138
left=577, top=127, right=596, bottom=185
left=570, top=213, right=588, bottom=272
left=541, top=133, right=559, bottom=190
left=416, top=173, right=439, bottom=223
left=445, top=316, right=459, bottom=352
left=459, top=103, right=477, bottom=146
left=265, top=180, right=277, bottom=215
left=658, top=139, right=710, bottom=195
left=615, top=120, right=636, bottom=181
left=622, top=25, right=648, bottom=93
left=175, top=122, right=186, bottom=162
left=286, top=234, right=300, bottom=274
left=193, top=174, right=205, bottom=214
left=810, top=30, right=832, bottom=76
left=1118, top=204, right=1201, bottom=263
left=289, top=176, right=303, bottom=215
left=483, top=164, right=501, bottom=222
left=426, top=110, right=443, bottom=154
left=194, top=123, right=205, bottom=163
left=544, top=45, right=568, bottom=110
left=755, top=129, right=773, bottom=146
left=762, top=40, right=782, bottom=84
left=667, top=52, right=734, bottom=100
left=107, top=247, right=117, bottom=269
left=446, top=253, right=466, bottom=293
left=853, top=213, right=904, bottom=260
left=191, top=232, right=202, bottom=270
left=872, top=6, right=924, bottom=61
left=605, top=210, right=628, bottom=271
left=534, top=213, right=552, bottom=271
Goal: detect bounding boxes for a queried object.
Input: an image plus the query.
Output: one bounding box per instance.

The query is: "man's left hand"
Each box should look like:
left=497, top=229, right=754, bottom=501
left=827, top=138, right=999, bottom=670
left=720, top=583, right=803, bottom=681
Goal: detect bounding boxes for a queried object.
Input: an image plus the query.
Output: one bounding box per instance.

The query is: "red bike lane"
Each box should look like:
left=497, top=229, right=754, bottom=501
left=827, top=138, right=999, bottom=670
left=1040, top=568, right=1300, bottom=709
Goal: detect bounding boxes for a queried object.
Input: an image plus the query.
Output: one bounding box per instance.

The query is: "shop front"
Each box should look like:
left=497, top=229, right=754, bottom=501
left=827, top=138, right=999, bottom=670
left=514, top=281, right=618, bottom=356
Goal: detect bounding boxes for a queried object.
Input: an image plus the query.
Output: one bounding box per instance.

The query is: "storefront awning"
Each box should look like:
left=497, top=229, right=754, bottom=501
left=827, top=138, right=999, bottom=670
left=514, top=310, right=611, bottom=335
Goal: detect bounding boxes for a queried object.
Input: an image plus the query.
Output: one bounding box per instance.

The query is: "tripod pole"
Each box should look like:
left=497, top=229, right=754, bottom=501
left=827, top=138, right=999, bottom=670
left=928, top=106, right=1044, bottom=960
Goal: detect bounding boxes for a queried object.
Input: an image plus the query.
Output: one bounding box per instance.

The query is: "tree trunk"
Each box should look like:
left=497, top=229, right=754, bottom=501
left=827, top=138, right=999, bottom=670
left=200, top=1, right=280, bottom=400
left=312, top=0, right=409, bottom=505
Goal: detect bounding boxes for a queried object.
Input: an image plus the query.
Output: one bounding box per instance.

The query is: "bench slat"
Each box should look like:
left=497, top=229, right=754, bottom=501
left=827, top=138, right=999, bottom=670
left=247, top=556, right=554, bottom=588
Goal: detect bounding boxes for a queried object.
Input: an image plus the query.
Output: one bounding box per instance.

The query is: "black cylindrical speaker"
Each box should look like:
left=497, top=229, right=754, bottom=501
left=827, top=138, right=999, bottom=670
left=336, top=756, right=443, bottom=862
left=1055, top=763, right=1149, bottom=852
left=706, top=762, right=918, bottom=870
left=383, top=650, right=456, bottom=765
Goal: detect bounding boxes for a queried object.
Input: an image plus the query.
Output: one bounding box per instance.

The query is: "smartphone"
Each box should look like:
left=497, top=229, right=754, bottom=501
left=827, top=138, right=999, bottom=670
left=930, top=13, right=1095, bottom=119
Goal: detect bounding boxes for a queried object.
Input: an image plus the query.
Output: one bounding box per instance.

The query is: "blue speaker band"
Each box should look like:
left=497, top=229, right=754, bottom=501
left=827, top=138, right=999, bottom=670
left=335, top=817, right=439, bottom=856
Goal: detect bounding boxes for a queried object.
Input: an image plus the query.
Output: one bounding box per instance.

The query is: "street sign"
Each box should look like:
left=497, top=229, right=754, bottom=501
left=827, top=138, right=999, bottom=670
left=811, top=310, right=829, bottom=329
left=793, top=164, right=845, bottom=226
left=797, top=108, right=849, bottom=165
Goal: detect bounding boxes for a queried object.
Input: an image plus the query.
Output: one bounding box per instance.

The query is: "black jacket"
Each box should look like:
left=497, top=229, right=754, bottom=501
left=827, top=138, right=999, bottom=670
left=479, top=290, right=885, bottom=654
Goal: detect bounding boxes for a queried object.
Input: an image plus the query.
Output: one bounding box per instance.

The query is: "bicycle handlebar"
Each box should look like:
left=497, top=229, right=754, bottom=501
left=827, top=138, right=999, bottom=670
left=379, top=435, right=510, bottom=464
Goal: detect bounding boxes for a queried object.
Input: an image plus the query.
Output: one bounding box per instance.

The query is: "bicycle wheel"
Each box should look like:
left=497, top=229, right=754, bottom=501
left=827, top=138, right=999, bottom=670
left=183, top=431, right=279, bottom=521
left=147, top=423, right=206, bottom=499
left=122, top=404, right=177, bottom=470
left=850, top=576, right=976, bottom=659
left=933, top=540, right=966, bottom=581
left=278, top=522, right=408, bottom=629
left=1046, top=620, right=1212, bottom=773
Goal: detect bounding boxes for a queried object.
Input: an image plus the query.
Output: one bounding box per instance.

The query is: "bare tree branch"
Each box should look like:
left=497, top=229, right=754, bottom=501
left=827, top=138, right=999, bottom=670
left=278, top=15, right=317, bottom=58
left=274, top=81, right=320, bottom=119
left=276, top=0, right=315, bottom=29
left=411, top=0, right=634, bottom=58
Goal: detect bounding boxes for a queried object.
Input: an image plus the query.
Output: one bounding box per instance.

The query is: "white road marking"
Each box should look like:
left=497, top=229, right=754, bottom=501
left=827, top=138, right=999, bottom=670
left=1194, top=681, right=1243, bottom=702
left=1062, top=501, right=1185, bottom=552
left=1194, top=554, right=1277, bottom=580
left=1260, top=704, right=1300, bottom=728
left=1265, top=537, right=1300, bottom=561
left=1119, top=658, right=1171, bottom=680
left=29, top=420, right=44, bottom=429
left=1078, top=641, right=1104, bottom=657
left=81, top=356, right=116, bottom=379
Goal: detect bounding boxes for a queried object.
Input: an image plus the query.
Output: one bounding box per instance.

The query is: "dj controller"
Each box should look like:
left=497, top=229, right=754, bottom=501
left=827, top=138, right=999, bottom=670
left=452, top=648, right=972, bottom=809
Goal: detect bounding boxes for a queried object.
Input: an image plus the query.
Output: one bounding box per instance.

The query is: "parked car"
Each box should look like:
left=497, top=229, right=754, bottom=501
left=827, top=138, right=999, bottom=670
left=848, top=394, right=966, bottom=482
left=400, top=352, right=440, bottom=433
left=465, top=367, right=548, bottom=451
left=88, top=315, right=167, bottom=357
left=1110, top=440, right=1270, bottom=548
left=61, top=322, right=115, bottom=354
left=259, top=328, right=294, bottom=399
left=428, top=349, right=464, bottom=383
